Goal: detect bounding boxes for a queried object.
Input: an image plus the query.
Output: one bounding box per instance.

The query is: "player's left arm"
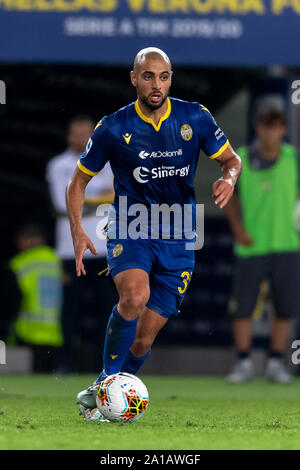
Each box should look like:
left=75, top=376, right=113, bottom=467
left=198, top=105, right=242, bottom=209
left=212, top=143, right=242, bottom=209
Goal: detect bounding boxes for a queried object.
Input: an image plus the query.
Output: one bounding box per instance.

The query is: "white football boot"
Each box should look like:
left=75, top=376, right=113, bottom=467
left=77, top=383, right=100, bottom=410
left=78, top=405, right=109, bottom=422
left=77, top=373, right=108, bottom=422
left=227, top=358, right=254, bottom=383
left=265, top=358, right=293, bottom=384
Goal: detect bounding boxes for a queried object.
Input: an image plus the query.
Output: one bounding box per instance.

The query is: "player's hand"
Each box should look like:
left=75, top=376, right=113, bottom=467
left=212, top=179, right=234, bottom=209
left=72, top=230, right=99, bottom=277
left=233, top=228, right=254, bottom=246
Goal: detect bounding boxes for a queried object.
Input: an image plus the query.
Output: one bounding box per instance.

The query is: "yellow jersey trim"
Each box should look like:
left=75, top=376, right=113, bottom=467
left=134, top=97, right=171, bottom=132
left=77, top=160, right=98, bottom=176
left=94, top=119, right=102, bottom=130
left=200, top=105, right=210, bottom=112
left=209, top=139, right=229, bottom=160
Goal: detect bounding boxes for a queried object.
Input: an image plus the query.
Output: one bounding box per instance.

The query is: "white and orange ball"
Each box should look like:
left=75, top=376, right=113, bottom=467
left=96, top=372, right=149, bottom=423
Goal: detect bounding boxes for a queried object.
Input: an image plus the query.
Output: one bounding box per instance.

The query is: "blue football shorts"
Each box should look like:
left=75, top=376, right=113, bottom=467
left=106, top=238, right=195, bottom=318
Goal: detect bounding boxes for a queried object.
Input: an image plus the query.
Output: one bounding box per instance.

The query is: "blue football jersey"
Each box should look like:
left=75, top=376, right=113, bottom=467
left=78, top=97, right=228, bottom=241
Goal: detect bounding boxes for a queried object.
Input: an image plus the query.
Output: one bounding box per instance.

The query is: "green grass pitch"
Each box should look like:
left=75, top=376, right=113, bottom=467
left=0, top=374, right=299, bottom=450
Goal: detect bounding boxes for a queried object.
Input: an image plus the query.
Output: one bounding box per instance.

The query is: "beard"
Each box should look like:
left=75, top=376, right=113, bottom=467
left=138, top=88, right=169, bottom=111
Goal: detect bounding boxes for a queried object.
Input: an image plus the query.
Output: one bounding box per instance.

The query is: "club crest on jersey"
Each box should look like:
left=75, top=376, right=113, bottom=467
left=123, top=133, right=132, bottom=145
left=113, top=244, right=123, bottom=258
left=180, top=124, right=193, bottom=141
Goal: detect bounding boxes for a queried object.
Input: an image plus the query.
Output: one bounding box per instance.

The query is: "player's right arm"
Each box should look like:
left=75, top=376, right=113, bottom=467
left=66, top=117, right=111, bottom=276
left=66, top=167, right=99, bottom=276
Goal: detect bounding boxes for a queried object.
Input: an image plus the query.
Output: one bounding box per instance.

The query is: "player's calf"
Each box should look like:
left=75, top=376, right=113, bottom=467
left=130, top=337, right=153, bottom=357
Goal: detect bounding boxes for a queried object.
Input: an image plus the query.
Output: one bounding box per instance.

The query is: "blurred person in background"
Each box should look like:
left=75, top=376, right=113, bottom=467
left=225, top=105, right=300, bottom=383
left=46, top=116, right=116, bottom=373
left=10, top=224, right=63, bottom=373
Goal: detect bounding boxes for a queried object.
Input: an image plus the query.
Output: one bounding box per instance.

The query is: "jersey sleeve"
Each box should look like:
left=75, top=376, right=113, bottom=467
left=77, top=116, right=111, bottom=176
left=198, top=105, right=229, bottom=159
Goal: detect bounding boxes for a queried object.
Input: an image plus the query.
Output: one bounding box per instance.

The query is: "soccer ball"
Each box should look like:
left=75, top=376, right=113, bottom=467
left=96, top=372, right=149, bottom=423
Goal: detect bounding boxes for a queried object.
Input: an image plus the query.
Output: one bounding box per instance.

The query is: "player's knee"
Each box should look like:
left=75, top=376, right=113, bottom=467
left=119, top=289, right=149, bottom=318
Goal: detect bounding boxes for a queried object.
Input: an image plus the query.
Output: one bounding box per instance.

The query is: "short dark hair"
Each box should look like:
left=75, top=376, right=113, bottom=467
left=16, top=224, right=46, bottom=241
left=255, top=106, right=287, bottom=127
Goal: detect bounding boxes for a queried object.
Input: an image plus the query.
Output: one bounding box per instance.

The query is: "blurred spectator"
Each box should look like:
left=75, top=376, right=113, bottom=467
left=225, top=105, right=300, bottom=383
left=10, top=224, right=63, bottom=372
left=46, top=116, right=116, bottom=373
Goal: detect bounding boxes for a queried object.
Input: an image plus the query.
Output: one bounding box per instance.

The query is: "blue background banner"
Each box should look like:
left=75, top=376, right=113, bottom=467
left=0, top=0, right=299, bottom=65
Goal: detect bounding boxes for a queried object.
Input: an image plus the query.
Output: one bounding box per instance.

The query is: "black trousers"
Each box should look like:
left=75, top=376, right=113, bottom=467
left=60, top=257, right=118, bottom=373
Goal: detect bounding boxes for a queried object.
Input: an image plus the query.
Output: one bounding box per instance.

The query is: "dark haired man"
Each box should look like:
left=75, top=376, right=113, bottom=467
left=226, top=105, right=300, bottom=383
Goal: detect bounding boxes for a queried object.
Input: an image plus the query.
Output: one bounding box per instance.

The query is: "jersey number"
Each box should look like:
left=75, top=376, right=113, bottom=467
left=178, top=271, right=192, bottom=294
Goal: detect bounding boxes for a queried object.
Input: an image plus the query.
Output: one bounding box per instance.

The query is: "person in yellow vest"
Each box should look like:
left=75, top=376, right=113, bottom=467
left=225, top=104, right=300, bottom=383
left=0, top=262, right=21, bottom=341
left=10, top=224, right=63, bottom=373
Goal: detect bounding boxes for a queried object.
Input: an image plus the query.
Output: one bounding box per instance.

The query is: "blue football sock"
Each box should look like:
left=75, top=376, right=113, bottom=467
left=121, top=349, right=151, bottom=375
left=94, top=370, right=106, bottom=384
left=102, top=304, right=138, bottom=376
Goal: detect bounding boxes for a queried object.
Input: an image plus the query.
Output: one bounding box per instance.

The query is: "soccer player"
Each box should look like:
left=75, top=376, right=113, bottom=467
left=66, top=47, right=241, bottom=420
left=226, top=105, right=300, bottom=383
